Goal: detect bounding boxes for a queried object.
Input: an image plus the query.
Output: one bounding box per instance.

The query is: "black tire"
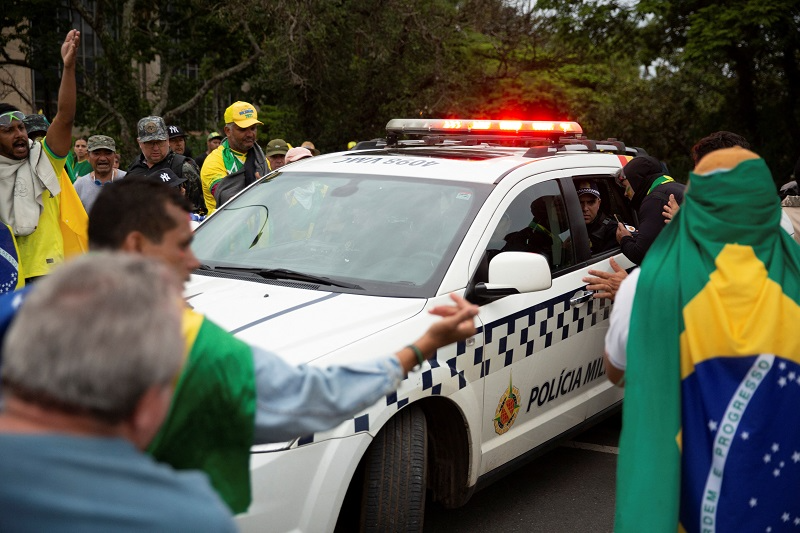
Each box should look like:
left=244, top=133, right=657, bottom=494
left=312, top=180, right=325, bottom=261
left=360, top=405, right=427, bottom=533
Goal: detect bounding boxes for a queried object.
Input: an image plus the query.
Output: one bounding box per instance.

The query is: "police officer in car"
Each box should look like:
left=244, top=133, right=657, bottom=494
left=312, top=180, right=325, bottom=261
left=576, top=180, right=617, bottom=254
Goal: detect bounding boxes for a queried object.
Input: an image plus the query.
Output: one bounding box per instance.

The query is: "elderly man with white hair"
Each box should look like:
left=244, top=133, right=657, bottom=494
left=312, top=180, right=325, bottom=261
left=0, top=254, right=236, bottom=531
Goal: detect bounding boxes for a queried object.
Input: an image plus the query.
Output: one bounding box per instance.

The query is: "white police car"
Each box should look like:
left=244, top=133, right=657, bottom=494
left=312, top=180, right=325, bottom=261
left=188, top=119, right=640, bottom=532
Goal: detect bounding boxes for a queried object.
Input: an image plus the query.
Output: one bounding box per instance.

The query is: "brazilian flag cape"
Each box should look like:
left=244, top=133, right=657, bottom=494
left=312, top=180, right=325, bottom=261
left=615, top=148, right=800, bottom=532
left=148, top=308, right=256, bottom=514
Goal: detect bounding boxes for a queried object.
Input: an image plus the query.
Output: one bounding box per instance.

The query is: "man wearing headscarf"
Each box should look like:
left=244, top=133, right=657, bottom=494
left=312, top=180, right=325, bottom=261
left=616, top=155, right=685, bottom=264
left=607, top=147, right=800, bottom=531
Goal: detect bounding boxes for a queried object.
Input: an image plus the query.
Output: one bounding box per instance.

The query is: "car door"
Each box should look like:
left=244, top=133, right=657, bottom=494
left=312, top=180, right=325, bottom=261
left=471, top=169, right=625, bottom=475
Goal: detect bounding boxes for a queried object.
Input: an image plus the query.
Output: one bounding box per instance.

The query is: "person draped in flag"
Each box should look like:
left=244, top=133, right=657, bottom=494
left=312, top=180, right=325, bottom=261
left=606, top=147, right=800, bottom=532
left=87, top=179, right=479, bottom=514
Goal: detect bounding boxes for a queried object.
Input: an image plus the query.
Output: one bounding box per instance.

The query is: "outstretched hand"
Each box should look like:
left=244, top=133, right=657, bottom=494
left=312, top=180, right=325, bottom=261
left=48, top=30, right=81, bottom=158
left=583, top=257, right=627, bottom=301
left=426, top=293, right=479, bottom=349
left=397, top=294, right=479, bottom=373
left=61, top=30, right=81, bottom=69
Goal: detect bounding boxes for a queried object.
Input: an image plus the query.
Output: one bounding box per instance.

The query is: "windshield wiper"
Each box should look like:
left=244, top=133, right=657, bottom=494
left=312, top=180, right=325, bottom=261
left=209, top=265, right=363, bottom=290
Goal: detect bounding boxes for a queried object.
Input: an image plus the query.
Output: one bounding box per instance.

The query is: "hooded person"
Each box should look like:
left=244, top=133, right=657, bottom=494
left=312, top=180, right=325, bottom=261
left=609, top=147, right=800, bottom=531
left=616, top=155, right=685, bottom=265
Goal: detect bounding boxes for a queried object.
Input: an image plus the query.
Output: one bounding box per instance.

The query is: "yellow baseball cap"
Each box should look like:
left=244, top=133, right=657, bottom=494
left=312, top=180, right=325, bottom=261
left=223, top=101, right=263, bottom=128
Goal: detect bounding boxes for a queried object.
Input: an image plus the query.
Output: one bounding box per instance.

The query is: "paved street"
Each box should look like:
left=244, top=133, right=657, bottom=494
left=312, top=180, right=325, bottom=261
left=424, top=412, right=621, bottom=532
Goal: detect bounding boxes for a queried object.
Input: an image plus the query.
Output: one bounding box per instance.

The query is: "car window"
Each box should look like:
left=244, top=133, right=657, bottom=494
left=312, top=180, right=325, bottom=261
left=571, top=175, right=635, bottom=257
left=483, top=179, right=575, bottom=274
left=594, top=176, right=635, bottom=226
left=192, top=172, right=490, bottom=297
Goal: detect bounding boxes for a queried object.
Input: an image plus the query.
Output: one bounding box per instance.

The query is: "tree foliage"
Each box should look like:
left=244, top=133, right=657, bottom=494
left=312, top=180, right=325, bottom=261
left=2, top=0, right=799, bottom=182
left=243, top=0, right=471, bottom=150
left=631, top=0, right=800, bottom=179
left=1, top=0, right=264, bottom=160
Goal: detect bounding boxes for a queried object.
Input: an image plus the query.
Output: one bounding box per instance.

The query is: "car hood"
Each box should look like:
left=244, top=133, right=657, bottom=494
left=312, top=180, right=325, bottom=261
left=185, top=273, right=427, bottom=366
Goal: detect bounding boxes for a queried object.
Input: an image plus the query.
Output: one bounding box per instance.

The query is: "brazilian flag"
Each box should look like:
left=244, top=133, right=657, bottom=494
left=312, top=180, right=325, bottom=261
left=148, top=308, right=256, bottom=514
left=0, top=222, right=22, bottom=293
left=615, top=148, right=800, bottom=532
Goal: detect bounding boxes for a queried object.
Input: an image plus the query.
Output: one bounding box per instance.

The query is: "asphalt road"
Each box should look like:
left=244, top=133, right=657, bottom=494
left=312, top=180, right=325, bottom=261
left=423, top=412, right=622, bottom=533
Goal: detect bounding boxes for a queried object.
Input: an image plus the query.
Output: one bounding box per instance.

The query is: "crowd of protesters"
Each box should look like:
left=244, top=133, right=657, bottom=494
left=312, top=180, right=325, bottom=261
left=40, top=114, right=316, bottom=218
left=3, top=28, right=800, bottom=533
left=0, top=29, right=480, bottom=530
left=3, top=99, right=318, bottom=286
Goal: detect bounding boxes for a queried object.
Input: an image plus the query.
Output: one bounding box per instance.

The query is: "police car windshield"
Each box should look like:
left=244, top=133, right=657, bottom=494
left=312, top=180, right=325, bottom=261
left=192, top=172, right=490, bottom=297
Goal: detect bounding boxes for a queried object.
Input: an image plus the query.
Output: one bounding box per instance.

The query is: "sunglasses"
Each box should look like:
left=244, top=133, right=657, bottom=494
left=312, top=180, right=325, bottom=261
left=0, top=111, right=25, bottom=128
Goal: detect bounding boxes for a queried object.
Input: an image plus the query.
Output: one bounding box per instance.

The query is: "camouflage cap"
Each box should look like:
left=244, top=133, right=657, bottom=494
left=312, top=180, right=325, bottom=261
left=22, top=114, right=50, bottom=137
left=137, top=116, right=168, bottom=142
left=87, top=134, right=116, bottom=152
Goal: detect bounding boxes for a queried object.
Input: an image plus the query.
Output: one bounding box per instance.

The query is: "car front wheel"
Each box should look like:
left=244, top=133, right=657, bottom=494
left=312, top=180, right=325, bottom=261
left=360, top=405, right=428, bottom=532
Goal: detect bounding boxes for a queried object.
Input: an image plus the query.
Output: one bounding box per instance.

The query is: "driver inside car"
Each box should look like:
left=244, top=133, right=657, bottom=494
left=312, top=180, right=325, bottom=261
left=501, top=198, right=554, bottom=265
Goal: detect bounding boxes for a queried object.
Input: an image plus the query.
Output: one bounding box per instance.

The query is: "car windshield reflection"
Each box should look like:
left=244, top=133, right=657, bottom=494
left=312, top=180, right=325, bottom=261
left=192, top=172, right=489, bottom=297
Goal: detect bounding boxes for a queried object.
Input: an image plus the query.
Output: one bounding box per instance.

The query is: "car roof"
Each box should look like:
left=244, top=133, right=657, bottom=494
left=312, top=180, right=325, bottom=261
left=278, top=147, right=630, bottom=185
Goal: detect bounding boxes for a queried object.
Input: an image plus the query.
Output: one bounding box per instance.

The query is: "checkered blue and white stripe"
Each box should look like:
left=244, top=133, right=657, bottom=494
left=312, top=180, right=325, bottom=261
left=296, top=289, right=611, bottom=446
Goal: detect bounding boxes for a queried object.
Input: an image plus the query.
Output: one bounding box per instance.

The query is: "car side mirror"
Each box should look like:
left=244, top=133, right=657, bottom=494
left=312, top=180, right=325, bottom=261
left=470, top=252, right=553, bottom=304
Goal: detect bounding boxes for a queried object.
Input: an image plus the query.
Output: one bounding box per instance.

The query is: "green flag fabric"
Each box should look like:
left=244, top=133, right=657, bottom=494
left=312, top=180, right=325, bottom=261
left=615, top=148, right=800, bottom=532
left=148, top=308, right=256, bottom=514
